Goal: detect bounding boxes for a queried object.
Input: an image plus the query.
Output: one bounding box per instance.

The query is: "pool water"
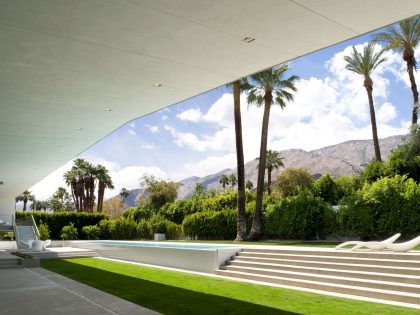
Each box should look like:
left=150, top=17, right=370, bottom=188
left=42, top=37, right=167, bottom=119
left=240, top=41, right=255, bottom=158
left=89, top=241, right=238, bottom=250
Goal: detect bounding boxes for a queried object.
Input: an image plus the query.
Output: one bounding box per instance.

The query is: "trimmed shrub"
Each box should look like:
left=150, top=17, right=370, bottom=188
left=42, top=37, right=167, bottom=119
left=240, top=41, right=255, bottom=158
left=98, top=219, right=115, bottom=239
left=38, top=221, right=50, bottom=241
left=182, top=209, right=253, bottom=240
left=137, top=220, right=152, bottom=239
left=264, top=191, right=336, bottom=240
left=149, top=215, right=182, bottom=239
left=60, top=223, right=78, bottom=240
left=112, top=218, right=138, bottom=240
left=82, top=225, right=101, bottom=240
left=339, top=175, right=420, bottom=239
left=16, top=211, right=107, bottom=240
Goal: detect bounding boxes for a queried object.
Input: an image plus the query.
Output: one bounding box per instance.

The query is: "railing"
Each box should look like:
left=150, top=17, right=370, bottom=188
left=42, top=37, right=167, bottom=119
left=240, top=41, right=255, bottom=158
left=12, top=214, right=19, bottom=241
left=30, top=215, right=40, bottom=239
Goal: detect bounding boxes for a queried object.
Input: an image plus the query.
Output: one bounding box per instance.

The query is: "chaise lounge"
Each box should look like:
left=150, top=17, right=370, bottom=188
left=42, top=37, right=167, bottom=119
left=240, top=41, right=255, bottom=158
left=335, top=233, right=401, bottom=250
left=351, top=235, right=420, bottom=252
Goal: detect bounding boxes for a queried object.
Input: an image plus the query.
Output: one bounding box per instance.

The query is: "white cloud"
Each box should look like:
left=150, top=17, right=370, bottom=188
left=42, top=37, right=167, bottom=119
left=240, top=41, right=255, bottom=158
left=183, top=153, right=237, bottom=178
left=141, top=143, right=158, bottom=150
left=128, top=129, right=136, bottom=135
left=377, top=102, right=397, bottom=123
left=177, top=108, right=203, bottom=122
left=145, top=124, right=159, bottom=133
left=161, top=115, right=169, bottom=121
left=129, top=122, right=136, bottom=128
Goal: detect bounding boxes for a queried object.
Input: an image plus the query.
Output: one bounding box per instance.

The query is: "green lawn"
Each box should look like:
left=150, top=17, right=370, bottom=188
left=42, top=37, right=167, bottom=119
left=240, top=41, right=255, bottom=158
left=41, top=258, right=419, bottom=315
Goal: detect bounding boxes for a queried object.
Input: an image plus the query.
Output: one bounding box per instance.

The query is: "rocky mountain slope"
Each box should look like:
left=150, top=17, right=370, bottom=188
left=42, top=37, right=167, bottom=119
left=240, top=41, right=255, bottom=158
left=120, top=135, right=406, bottom=205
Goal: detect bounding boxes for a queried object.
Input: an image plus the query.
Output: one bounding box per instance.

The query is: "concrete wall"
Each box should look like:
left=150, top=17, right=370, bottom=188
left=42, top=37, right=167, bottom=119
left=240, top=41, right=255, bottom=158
left=70, top=241, right=239, bottom=273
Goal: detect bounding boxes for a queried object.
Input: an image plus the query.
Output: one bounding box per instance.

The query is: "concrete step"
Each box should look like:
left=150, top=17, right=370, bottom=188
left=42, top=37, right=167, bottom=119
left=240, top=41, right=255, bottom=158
left=227, top=260, right=420, bottom=285
left=238, top=252, right=420, bottom=268
left=0, top=258, right=21, bottom=269
left=216, top=269, right=420, bottom=305
left=27, top=251, right=97, bottom=259
left=221, top=265, right=420, bottom=294
left=0, top=264, right=23, bottom=269
left=244, top=248, right=420, bottom=261
left=233, top=256, right=420, bottom=276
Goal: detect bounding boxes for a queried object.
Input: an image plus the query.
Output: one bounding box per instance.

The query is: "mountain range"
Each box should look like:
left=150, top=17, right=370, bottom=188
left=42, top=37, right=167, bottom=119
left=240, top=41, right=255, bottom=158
left=118, top=134, right=406, bottom=206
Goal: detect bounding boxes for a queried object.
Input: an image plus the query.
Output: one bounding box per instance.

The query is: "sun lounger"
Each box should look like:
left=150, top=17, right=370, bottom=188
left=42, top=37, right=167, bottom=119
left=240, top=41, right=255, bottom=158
left=351, top=235, right=420, bottom=252
left=335, top=233, right=400, bottom=250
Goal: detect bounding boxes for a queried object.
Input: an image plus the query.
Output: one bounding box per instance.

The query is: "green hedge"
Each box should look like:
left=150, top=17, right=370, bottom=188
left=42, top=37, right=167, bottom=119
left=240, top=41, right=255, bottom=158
left=339, top=175, right=420, bottom=239
left=16, top=211, right=107, bottom=240
left=97, top=216, right=182, bottom=240
left=182, top=208, right=253, bottom=240
left=264, top=191, right=336, bottom=240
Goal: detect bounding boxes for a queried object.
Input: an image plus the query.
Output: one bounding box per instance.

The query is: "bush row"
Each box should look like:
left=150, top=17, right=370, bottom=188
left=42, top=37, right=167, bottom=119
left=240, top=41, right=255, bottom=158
left=16, top=211, right=107, bottom=240
left=339, top=175, right=420, bottom=239
left=83, top=216, right=182, bottom=240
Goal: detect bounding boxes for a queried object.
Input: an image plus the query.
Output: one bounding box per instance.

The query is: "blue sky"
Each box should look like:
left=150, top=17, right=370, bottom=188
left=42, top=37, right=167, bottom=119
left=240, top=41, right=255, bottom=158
left=31, top=24, right=419, bottom=200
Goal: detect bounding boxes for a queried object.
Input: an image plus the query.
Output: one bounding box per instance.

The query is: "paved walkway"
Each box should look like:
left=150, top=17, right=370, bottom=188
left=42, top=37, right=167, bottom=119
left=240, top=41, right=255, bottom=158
left=0, top=267, right=161, bottom=315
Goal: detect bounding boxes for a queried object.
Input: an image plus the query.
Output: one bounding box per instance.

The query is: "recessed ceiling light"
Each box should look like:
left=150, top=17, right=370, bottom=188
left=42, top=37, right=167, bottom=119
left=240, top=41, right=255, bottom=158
left=76, top=128, right=83, bottom=131
left=242, top=36, right=255, bottom=43
left=105, top=108, right=112, bottom=111
left=153, top=83, right=162, bottom=87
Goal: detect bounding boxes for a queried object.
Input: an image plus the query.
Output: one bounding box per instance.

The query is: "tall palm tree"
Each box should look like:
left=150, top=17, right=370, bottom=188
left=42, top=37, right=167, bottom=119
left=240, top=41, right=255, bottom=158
left=227, top=79, right=248, bottom=241
left=219, top=174, right=229, bottom=189
left=373, top=17, right=420, bottom=125
left=120, top=188, right=129, bottom=204
left=256, top=150, right=285, bottom=195
left=245, top=64, right=298, bottom=240
left=344, top=43, right=386, bottom=162
left=16, top=190, right=35, bottom=211
left=96, top=164, right=114, bottom=213
left=64, top=168, right=81, bottom=211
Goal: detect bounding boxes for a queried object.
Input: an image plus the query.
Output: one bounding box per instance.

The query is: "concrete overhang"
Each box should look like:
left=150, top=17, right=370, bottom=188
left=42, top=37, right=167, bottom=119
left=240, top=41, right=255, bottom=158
left=1, top=0, right=419, bottom=213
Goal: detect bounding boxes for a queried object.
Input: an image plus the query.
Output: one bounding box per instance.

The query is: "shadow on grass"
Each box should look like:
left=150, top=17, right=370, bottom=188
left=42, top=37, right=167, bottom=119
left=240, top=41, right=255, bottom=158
left=42, top=260, right=300, bottom=315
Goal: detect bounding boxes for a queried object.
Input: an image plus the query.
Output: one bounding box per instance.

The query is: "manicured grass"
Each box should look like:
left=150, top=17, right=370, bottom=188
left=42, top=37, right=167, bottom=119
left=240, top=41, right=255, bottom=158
left=42, top=258, right=419, bottom=315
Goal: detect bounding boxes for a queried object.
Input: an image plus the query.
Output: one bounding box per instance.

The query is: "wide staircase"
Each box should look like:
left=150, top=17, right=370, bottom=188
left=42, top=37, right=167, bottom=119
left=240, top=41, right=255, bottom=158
left=216, top=247, right=420, bottom=306
left=0, top=256, right=22, bottom=269
left=14, top=215, right=39, bottom=249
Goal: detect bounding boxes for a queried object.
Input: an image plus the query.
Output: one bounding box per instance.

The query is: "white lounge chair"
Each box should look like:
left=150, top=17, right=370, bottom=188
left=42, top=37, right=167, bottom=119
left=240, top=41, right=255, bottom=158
left=42, top=240, right=51, bottom=250
left=351, top=235, right=420, bottom=252
left=335, top=233, right=401, bottom=250
left=20, top=239, right=35, bottom=250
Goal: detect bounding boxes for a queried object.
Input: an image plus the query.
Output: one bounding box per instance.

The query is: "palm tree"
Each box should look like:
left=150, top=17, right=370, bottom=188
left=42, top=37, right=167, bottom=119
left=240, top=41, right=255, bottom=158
left=96, top=164, right=114, bottom=213
left=373, top=17, right=420, bottom=125
left=344, top=43, right=386, bottom=162
left=245, top=64, right=298, bottom=240
left=245, top=179, right=254, bottom=191
left=64, top=167, right=81, bottom=211
left=54, top=187, right=69, bottom=203
left=219, top=174, right=229, bottom=189
left=15, top=190, right=35, bottom=211
left=229, top=174, right=237, bottom=188
left=256, top=150, right=285, bottom=195
left=120, top=188, right=129, bottom=204
left=227, top=79, right=248, bottom=241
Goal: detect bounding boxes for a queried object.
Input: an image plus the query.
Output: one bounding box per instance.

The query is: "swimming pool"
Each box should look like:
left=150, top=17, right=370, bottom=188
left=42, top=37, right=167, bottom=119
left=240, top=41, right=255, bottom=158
left=89, top=240, right=238, bottom=250
left=69, top=240, right=240, bottom=273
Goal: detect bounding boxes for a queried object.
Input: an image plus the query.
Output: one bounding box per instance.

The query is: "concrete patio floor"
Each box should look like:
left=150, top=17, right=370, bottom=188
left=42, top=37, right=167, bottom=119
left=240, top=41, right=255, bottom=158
left=0, top=267, right=160, bottom=315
